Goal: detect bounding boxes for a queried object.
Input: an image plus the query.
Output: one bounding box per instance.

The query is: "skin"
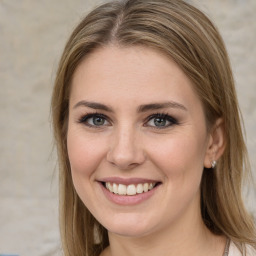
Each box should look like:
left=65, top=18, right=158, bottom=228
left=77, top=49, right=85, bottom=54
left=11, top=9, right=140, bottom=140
left=67, top=45, right=226, bottom=256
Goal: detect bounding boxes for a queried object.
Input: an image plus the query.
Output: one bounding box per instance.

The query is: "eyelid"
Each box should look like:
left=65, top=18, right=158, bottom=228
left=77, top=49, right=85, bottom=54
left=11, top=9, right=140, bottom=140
left=144, top=113, right=178, bottom=128
left=77, top=112, right=111, bottom=127
left=77, top=112, right=178, bottom=129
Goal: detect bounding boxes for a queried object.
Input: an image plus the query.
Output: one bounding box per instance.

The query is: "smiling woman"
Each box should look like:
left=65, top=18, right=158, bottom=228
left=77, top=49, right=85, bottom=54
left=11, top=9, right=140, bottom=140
left=51, top=0, right=256, bottom=256
left=68, top=46, right=211, bottom=233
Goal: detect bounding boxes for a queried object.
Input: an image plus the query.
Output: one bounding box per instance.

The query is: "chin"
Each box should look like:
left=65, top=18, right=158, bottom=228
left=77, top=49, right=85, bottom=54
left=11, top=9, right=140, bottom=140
left=99, top=213, right=157, bottom=238
left=108, top=226, right=152, bottom=238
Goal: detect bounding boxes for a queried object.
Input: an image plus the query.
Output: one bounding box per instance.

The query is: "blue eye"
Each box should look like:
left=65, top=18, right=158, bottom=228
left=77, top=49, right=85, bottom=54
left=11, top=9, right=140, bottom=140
left=146, top=114, right=177, bottom=128
left=79, top=114, right=110, bottom=127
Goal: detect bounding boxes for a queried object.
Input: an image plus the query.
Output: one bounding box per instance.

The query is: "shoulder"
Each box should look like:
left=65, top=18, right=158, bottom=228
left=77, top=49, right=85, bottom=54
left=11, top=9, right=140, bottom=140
left=246, top=244, right=256, bottom=256
left=229, top=241, right=256, bottom=256
left=229, top=240, right=241, bottom=256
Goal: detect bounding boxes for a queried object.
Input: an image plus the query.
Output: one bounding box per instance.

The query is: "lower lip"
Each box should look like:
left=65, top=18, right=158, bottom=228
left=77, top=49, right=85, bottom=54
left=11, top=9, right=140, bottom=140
left=99, top=183, right=160, bottom=205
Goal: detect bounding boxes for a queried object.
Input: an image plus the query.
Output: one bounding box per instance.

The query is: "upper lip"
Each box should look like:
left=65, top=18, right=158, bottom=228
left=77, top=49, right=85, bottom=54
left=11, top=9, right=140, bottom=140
left=98, top=177, right=161, bottom=185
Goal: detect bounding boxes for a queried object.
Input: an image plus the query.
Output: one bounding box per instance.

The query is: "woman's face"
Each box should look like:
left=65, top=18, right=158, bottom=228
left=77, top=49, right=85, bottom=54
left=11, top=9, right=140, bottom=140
left=67, top=45, right=214, bottom=237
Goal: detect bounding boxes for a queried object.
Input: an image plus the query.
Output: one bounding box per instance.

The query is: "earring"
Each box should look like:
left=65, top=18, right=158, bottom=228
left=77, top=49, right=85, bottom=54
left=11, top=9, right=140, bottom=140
left=211, top=160, right=216, bottom=169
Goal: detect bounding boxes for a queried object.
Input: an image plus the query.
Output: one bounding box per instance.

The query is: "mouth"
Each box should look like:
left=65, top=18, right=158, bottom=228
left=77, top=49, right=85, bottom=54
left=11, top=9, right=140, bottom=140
left=102, top=181, right=161, bottom=196
left=99, top=178, right=162, bottom=205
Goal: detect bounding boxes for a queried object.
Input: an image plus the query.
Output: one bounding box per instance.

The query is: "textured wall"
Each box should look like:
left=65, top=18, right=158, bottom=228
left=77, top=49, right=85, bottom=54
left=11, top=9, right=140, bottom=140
left=0, top=0, right=255, bottom=255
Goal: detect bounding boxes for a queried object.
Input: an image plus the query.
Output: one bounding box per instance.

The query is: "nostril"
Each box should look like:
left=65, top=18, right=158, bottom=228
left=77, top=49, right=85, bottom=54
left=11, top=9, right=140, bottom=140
left=107, top=152, right=141, bottom=170
left=107, top=148, right=146, bottom=170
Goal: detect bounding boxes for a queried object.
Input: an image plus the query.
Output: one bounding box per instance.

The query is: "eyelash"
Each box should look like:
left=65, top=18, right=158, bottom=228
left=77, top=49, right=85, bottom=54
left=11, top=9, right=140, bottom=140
left=144, top=113, right=178, bottom=129
left=78, top=112, right=110, bottom=128
left=77, top=112, right=178, bottom=129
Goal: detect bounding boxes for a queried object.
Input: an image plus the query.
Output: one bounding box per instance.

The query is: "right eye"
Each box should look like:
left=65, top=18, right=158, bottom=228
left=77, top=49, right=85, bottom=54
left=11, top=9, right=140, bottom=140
left=78, top=114, right=110, bottom=127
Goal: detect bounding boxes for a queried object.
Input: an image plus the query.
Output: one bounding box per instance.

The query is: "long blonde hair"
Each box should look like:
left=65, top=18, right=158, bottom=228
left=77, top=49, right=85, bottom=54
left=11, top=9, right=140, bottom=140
left=51, top=0, right=256, bottom=255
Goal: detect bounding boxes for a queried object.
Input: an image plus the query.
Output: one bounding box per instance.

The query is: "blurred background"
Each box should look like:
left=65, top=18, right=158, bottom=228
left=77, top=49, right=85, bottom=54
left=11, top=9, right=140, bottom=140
left=0, top=0, right=255, bottom=255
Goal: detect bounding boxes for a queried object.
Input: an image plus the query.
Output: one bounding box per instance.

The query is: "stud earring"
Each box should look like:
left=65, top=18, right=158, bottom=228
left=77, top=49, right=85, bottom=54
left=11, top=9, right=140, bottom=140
left=211, top=160, right=217, bottom=169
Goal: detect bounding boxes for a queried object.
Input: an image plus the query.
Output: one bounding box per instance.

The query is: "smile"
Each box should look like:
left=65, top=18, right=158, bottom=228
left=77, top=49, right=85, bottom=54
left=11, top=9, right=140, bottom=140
left=104, top=182, right=157, bottom=196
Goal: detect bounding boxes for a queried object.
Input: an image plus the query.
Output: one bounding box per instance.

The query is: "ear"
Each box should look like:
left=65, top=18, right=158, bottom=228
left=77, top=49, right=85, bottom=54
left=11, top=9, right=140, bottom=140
left=204, top=118, right=226, bottom=169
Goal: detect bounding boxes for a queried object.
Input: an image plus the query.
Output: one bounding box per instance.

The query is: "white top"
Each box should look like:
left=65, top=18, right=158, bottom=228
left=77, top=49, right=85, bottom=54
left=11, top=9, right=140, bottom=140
left=229, top=241, right=256, bottom=256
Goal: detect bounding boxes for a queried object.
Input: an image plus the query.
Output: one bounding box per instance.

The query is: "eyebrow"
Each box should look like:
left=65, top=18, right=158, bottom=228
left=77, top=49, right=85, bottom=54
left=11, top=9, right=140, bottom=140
left=137, top=101, right=187, bottom=112
left=73, top=101, right=114, bottom=112
left=73, top=100, right=187, bottom=112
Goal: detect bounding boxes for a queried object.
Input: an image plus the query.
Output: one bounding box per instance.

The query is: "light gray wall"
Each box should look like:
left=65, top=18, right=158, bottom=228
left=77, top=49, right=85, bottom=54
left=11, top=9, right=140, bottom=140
left=0, top=0, right=255, bottom=255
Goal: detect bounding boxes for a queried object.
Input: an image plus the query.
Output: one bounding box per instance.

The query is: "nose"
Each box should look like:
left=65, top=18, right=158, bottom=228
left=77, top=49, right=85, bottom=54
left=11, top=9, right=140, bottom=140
left=107, top=126, right=146, bottom=170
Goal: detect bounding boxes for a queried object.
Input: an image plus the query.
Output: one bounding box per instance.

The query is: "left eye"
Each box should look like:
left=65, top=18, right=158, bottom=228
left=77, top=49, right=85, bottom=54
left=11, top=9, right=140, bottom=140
left=79, top=114, right=110, bottom=127
left=146, top=114, right=177, bottom=128
left=89, top=116, right=107, bottom=126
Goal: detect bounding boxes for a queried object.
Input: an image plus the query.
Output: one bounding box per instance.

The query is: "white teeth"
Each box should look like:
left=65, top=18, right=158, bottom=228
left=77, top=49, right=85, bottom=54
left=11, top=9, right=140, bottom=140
left=136, top=184, right=143, bottom=194
left=127, top=184, right=136, bottom=195
left=118, top=184, right=126, bottom=195
left=108, top=183, right=113, bottom=192
left=113, top=183, right=118, bottom=194
left=143, top=183, right=149, bottom=192
left=105, top=182, right=157, bottom=195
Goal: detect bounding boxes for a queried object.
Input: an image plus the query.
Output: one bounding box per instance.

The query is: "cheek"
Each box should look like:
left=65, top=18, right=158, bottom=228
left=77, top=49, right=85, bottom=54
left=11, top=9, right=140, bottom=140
left=67, top=129, right=106, bottom=178
left=148, top=133, right=207, bottom=185
left=66, top=129, right=108, bottom=208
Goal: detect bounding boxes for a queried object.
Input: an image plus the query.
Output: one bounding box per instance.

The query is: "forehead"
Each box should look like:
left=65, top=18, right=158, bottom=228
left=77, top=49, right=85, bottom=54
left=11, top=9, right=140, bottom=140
left=70, top=45, right=202, bottom=112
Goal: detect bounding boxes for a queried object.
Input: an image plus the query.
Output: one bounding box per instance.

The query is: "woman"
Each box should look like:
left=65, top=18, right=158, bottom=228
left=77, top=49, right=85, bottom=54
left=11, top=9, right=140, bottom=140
left=51, top=0, right=256, bottom=255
